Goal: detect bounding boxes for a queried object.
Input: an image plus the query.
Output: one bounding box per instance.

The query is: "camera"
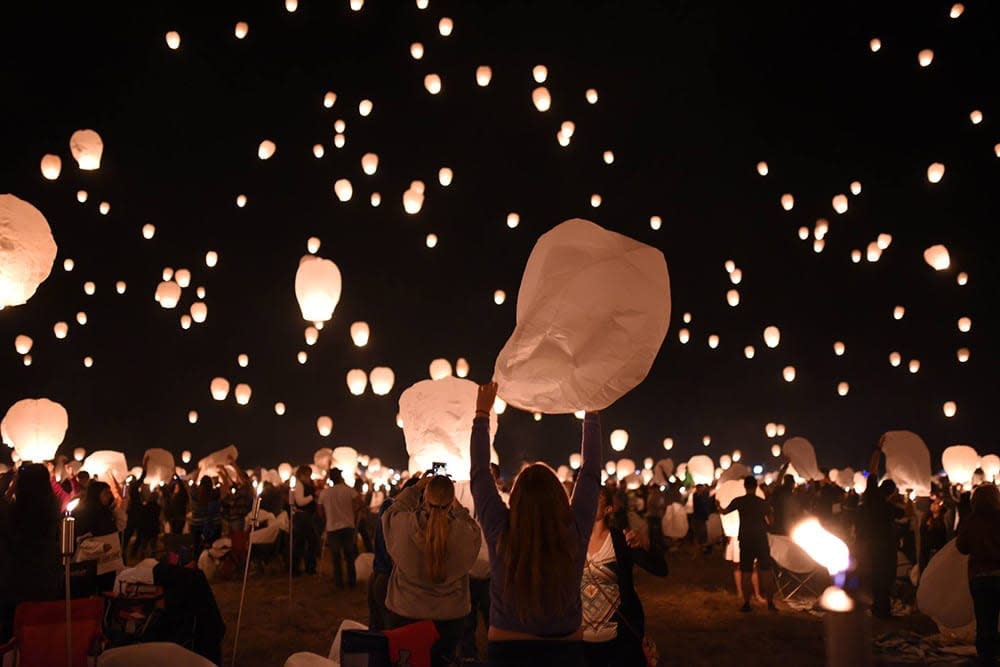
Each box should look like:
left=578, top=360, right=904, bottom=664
left=429, top=461, right=447, bottom=475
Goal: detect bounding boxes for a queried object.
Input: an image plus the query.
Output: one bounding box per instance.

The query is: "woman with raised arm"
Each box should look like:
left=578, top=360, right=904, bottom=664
left=470, top=382, right=602, bottom=666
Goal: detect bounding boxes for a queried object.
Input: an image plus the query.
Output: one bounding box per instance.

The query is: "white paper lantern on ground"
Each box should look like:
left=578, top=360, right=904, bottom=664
left=317, top=416, right=333, bottom=437
left=295, top=256, right=342, bottom=323
left=2, top=398, right=68, bottom=463
left=942, top=445, right=979, bottom=485
left=210, top=377, right=230, bottom=401
left=0, top=195, right=58, bottom=308
left=429, top=358, right=453, bottom=380
left=40, top=154, right=62, bottom=180
left=69, top=130, right=103, bottom=170
left=917, top=539, right=973, bottom=634
left=347, top=369, right=368, bottom=395
left=370, top=367, right=395, bottom=396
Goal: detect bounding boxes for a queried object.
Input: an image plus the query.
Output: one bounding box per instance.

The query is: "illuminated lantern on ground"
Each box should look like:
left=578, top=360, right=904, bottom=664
left=438, top=168, right=453, bottom=187
left=210, top=377, right=230, bottom=401
left=531, top=87, right=551, bottom=112
left=494, top=289, right=506, bottom=305
left=942, top=445, right=979, bottom=485
left=744, top=345, right=755, bottom=359
left=783, top=366, right=796, bottom=382
left=317, top=416, right=333, bottom=437
left=429, top=358, right=452, bottom=380
left=438, top=17, right=453, bottom=36
left=53, top=322, right=68, bottom=339
left=780, top=194, right=794, bottom=211
left=663, top=438, right=673, bottom=451
left=833, top=341, right=845, bottom=356
left=3, top=398, right=68, bottom=462
left=763, top=326, right=780, bottom=348
left=295, top=256, right=342, bottom=323
left=403, top=187, right=424, bottom=214
left=350, top=321, right=370, bottom=347
left=837, top=382, right=849, bottom=397
left=922, top=245, right=950, bottom=270
left=708, top=334, right=720, bottom=349
left=234, top=384, right=251, bottom=406
left=155, top=281, right=182, bottom=309
left=870, top=38, right=881, bottom=52
left=234, top=21, right=248, bottom=38
left=424, top=74, right=442, bottom=95
left=334, top=179, right=353, bottom=202
left=957, top=316, right=971, bottom=333
left=957, top=348, right=969, bottom=363
left=347, top=369, right=368, bottom=396
left=40, top=155, right=61, bottom=180
left=258, top=140, right=276, bottom=160
left=0, top=195, right=58, bottom=308
left=370, top=367, right=395, bottom=396
left=918, top=49, right=934, bottom=67
left=361, top=153, right=378, bottom=175
left=756, top=161, right=769, bottom=176
left=927, top=162, right=945, bottom=183
left=455, top=358, right=469, bottom=378
left=190, top=302, right=207, bottom=323
left=610, top=429, right=629, bottom=452
left=476, top=66, right=492, bottom=86
left=14, top=335, right=32, bottom=354
left=943, top=401, right=957, bottom=418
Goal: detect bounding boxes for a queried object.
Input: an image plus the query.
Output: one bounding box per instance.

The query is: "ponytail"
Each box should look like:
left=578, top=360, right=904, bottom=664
left=422, top=475, right=456, bottom=584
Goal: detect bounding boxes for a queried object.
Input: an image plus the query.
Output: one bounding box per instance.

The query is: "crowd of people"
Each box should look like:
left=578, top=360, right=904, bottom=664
left=2, top=388, right=999, bottom=665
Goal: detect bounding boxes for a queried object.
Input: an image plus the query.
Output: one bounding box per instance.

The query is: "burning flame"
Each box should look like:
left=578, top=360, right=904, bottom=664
left=790, top=517, right=850, bottom=576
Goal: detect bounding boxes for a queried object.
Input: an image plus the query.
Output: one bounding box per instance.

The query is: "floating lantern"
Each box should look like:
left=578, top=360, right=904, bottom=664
left=14, top=335, right=32, bottom=355
left=732, top=450, right=742, bottom=463
left=295, top=256, right=342, bottom=323
left=359, top=99, right=373, bottom=116
left=188, top=410, right=198, bottom=424
left=76, top=311, right=87, bottom=325
left=274, top=402, right=286, bottom=416
left=942, top=445, right=979, bottom=485
left=190, top=302, right=207, bottom=323
left=923, top=244, right=950, bottom=270
left=744, top=345, right=755, bottom=359
left=370, top=192, right=381, bottom=207
left=870, top=38, right=881, bottom=52
left=569, top=453, right=582, bottom=470
left=780, top=194, right=794, bottom=211
left=402, top=187, right=424, bottom=214
left=724, top=260, right=735, bottom=273
left=236, top=194, right=247, bottom=208
left=866, top=243, right=882, bottom=262
left=237, top=354, right=249, bottom=368
left=334, top=179, right=353, bottom=202
left=307, top=237, right=321, bottom=254
left=850, top=180, right=862, bottom=195
left=410, top=42, right=424, bottom=60
left=347, top=369, right=368, bottom=396
left=210, top=378, right=230, bottom=400
left=40, top=154, right=61, bottom=180
left=783, top=366, right=796, bottom=382
left=234, top=21, right=248, bottom=39
left=304, top=326, right=318, bottom=345
left=908, top=359, right=921, bottom=374
left=370, top=367, right=395, bottom=396
left=771, top=444, right=782, bottom=457
left=174, top=269, right=191, bottom=288
left=776, top=424, right=786, bottom=437
left=286, top=0, right=298, bottom=12
left=532, top=65, right=548, bottom=83
left=22, top=355, right=31, bottom=366
left=425, top=233, right=438, bottom=248
left=297, top=351, right=307, bottom=364
left=141, top=224, right=155, bottom=240
left=438, top=167, right=453, bottom=187
left=689, top=454, right=713, bottom=483
left=455, top=358, right=469, bottom=378
left=506, top=212, right=520, bottom=229
left=438, top=17, right=453, bottom=36
left=893, top=305, right=905, bottom=320
left=317, top=416, right=333, bottom=437
left=162, top=267, right=174, bottom=281
left=756, top=161, right=769, bottom=176
left=257, top=140, right=276, bottom=160
left=196, top=286, right=205, bottom=299
left=590, top=194, right=602, bottom=208
left=84, top=281, right=95, bottom=295
left=3, top=398, right=69, bottom=463
left=531, top=87, right=551, bottom=112
left=833, top=341, right=845, bottom=356
left=950, top=3, right=965, bottom=18
left=585, top=88, right=599, bottom=104
left=927, top=162, right=945, bottom=183
left=429, top=358, right=452, bottom=380
left=610, top=429, right=629, bottom=452
left=650, top=216, right=662, bottom=230
left=943, top=401, right=957, bottom=418
left=180, top=315, right=192, bottom=329
left=493, top=289, right=506, bottom=305
left=560, top=121, right=576, bottom=138
left=0, top=195, right=58, bottom=308
left=837, top=382, right=849, bottom=397
left=763, top=325, right=780, bottom=349
left=957, top=272, right=968, bottom=285
left=969, top=110, right=982, bottom=125
left=234, top=384, right=251, bottom=406
left=361, top=153, right=379, bottom=175
left=981, top=455, right=1000, bottom=483
left=663, top=438, right=673, bottom=451
left=334, top=133, right=345, bottom=146
left=312, top=144, right=325, bottom=158
left=957, top=316, right=971, bottom=333
left=603, top=151, right=615, bottom=165
left=851, top=249, right=862, bottom=263
left=63, top=259, right=74, bottom=272
left=766, top=423, right=777, bottom=438
left=155, top=281, right=182, bottom=309
left=52, top=321, right=68, bottom=339
left=730, top=268, right=742, bottom=284
left=424, top=74, right=442, bottom=95
left=69, top=129, right=104, bottom=171
left=813, top=239, right=825, bottom=253
left=350, top=321, right=370, bottom=347
left=323, top=92, right=337, bottom=108
left=708, top=334, right=720, bottom=349
left=73, top=447, right=86, bottom=462
left=889, top=352, right=902, bottom=367
left=832, top=194, right=848, bottom=214
left=682, top=312, right=691, bottom=324
left=678, top=328, right=689, bottom=344
left=957, top=348, right=969, bottom=363
left=473, top=65, right=493, bottom=87
left=918, top=49, right=934, bottom=67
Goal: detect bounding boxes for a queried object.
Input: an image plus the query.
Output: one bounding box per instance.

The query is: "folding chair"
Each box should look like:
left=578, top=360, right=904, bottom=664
left=768, top=534, right=828, bottom=605
left=0, top=597, right=105, bottom=667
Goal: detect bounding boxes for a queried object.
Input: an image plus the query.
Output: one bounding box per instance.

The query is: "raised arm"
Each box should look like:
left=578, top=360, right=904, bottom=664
left=470, top=383, right=507, bottom=541
left=570, top=411, right=602, bottom=534
left=868, top=434, right=886, bottom=478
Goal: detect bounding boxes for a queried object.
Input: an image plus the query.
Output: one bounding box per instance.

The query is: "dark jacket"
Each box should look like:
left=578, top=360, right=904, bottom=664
left=956, top=509, right=1000, bottom=579
left=606, top=526, right=668, bottom=660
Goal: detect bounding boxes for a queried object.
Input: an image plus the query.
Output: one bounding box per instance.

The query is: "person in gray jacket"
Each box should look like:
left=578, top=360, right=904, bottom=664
left=382, top=473, right=481, bottom=667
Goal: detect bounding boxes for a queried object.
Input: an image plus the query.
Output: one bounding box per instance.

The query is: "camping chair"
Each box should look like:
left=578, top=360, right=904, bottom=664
left=0, top=597, right=105, bottom=667
left=768, top=534, right=829, bottom=607
left=219, top=529, right=250, bottom=580
left=102, top=585, right=165, bottom=646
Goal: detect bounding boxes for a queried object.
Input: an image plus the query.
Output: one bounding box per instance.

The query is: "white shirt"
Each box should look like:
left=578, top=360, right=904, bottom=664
left=319, top=483, right=358, bottom=532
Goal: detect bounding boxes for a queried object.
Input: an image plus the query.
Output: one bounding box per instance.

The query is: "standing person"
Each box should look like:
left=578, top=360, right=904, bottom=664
left=382, top=474, right=482, bottom=667
left=319, top=467, right=363, bottom=589
left=582, top=486, right=668, bottom=667
left=164, top=478, right=189, bottom=535
left=189, top=476, right=222, bottom=557
left=291, top=466, right=319, bottom=576
left=956, top=484, right=1000, bottom=667
left=72, top=480, right=123, bottom=591
left=470, top=382, right=602, bottom=666
left=369, top=477, right=422, bottom=631
left=860, top=437, right=904, bottom=619
left=718, top=476, right=777, bottom=612
left=122, top=465, right=147, bottom=556
left=220, top=461, right=253, bottom=535
left=690, top=484, right=713, bottom=555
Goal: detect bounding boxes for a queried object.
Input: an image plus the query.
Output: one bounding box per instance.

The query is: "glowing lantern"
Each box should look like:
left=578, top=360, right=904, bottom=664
left=347, top=369, right=368, bottom=396
left=304, top=326, right=318, bottom=345
left=350, top=321, right=370, bottom=347
left=370, top=193, right=381, bottom=207
left=956, top=348, right=969, bottom=363
left=258, top=140, right=276, bottom=160
left=40, top=154, right=61, bottom=180
left=770, top=444, right=781, bottom=458
left=174, top=269, right=191, bottom=288
left=53, top=322, right=68, bottom=339
left=560, top=121, right=576, bottom=138
left=927, top=162, right=945, bottom=183
left=429, top=358, right=452, bottom=380
left=923, top=245, right=950, bottom=270
left=361, top=153, right=379, bottom=175
left=234, top=384, right=252, bottom=406
left=410, top=43, right=424, bottom=60
left=237, top=354, right=249, bottom=368
left=719, top=454, right=732, bottom=470
left=334, top=179, right=353, bottom=202
left=438, top=17, right=453, bottom=36
left=22, top=355, right=31, bottom=366
left=908, top=359, right=921, bottom=374
left=165, top=30, right=181, bottom=49
left=850, top=180, right=862, bottom=195
left=286, top=0, right=298, bottom=12
left=438, top=167, right=453, bottom=187
left=893, top=305, right=905, bottom=320
left=235, top=21, right=248, bottom=39
left=678, top=328, right=689, bottom=344
left=889, top=352, right=901, bottom=367
left=765, top=423, right=777, bottom=438
left=708, top=334, right=720, bottom=349
left=783, top=366, right=796, bottom=382
left=918, top=49, right=934, bottom=67
left=76, top=191, right=87, bottom=203
left=531, top=87, right=551, bottom=112
left=3, top=398, right=69, bottom=462
left=813, top=239, right=825, bottom=253
left=851, top=249, right=862, bottom=263
left=274, top=402, right=286, bottom=416
left=424, top=74, right=442, bottom=95
left=602, top=151, right=615, bottom=165
left=505, top=213, right=520, bottom=229
left=98, top=201, right=110, bottom=215
left=190, top=302, right=207, bottom=323
left=476, top=66, right=492, bottom=86
left=370, top=367, right=395, bottom=396
left=791, top=518, right=850, bottom=575
left=814, top=220, right=828, bottom=239
left=180, top=315, right=191, bottom=330
left=663, top=438, right=673, bottom=451
left=76, top=311, right=87, bottom=325
left=568, top=452, right=582, bottom=470
left=73, top=448, right=85, bottom=462
left=586, top=88, right=599, bottom=104
left=162, top=267, right=174, bottom=281
left=297, top=351, right=307, bottom=364
left=610, top=429, right=629, bottom=452
left=957, top=316, right=971, bottom=333
left=941, top=445, right=979, bottom=485
left=312, top=144, right=325, bottom=158
left=950, top=3, right=965, bottom=18
left=832, top=194, right=848, bottom=214
left=425, top=234, right=438, bottom=248
left=323, top=92, right=337, bottom=108
left=140, top=224, right=155, bottom=240
left=155, top=281, right=182, bottom=309
left=943, top=401, right=957, bottom=418
left=980, top=455, right=1000, bottom=483
left=317, top=416, right=333, bottom=437
left=650, top=216, right=662, bottom=230
left=494, top=290, right=506, bottom=305
left=870, top=38, right=881, bottom=52
left=687, top=455, right=714, bottom=484
left=306, top=237, right=321, bottom=254
left=493, top=396, right=506, bottom=415
left=725, top=289, right=740, bottom=308
left=780, top=194, right=794, bottom=211
left=763, top=326, right=780, bottom=349
left=84, top=281, right=95, bottom=295
left=63, top=259, right=73, bottom=272
left=532, top=65, right=548, bottom=83
left=756, top=161, right=769, bottom=176
left=295, top=256, right=342, bottom=323
left=455, top=358, right=469, bottom=378
left=14, top=335, right=32, bottom=355
left=682, top=312, right=691, bottom=324
left=969, top=110, right=982, bottom=125
left=188, top=410, right=198, bottom=424
left=403, top=187, right=424, bottom=214
left=837, top=382, right=849, bottom=397
left=957, top=272, right=968, bottom=285
left=744, top=345, right=755, bottom=359
left=732, top=450, right=742, bottom=463
left=0, top=195, right=58, bottom=308
left=867, top=243, right=882, bottom=262
left=236, top=194, right=247, bottom=208
left=590, top=194, right=602, bottom=208
left=210, top=378, right=230, bottom=401
left=358, top=99, right=373, bottom=116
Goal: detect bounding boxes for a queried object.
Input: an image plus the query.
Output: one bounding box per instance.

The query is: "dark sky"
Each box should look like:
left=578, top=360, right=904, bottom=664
left=1, top=0, right=997, bottom=475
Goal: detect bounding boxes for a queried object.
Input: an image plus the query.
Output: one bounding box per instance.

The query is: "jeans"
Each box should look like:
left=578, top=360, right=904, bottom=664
left=327, top=527, right=358, bottom=588
left=386, top=610, right=464, bottom=667
left=292, top=512, right=318, bottom=574
left=970, top=575, right=1000, bottom=666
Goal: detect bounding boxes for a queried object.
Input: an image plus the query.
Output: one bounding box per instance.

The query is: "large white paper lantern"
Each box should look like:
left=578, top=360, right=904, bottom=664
left=429, top=358, right=453, bottom=380
left=979, top=455, right=1000, bottom=483
left=2, top=398, right=68, bottom=462
left=687, top=455, right=714, bottom=485
left=40, top=154, right=62, bottom=180
left=783, top=437, right=823, bottom=480
left=81, top=450, right=128, bottom=483
left=295, top=256, right=342, bottom=323
left=197, top=445, right=239, bottom=480
left=0, top=195, right=58, bottom=308
left=398, top=377, right=499, bottom=481
left=941, top=445, right=979, bottom=485
left=370, top=367, right=395, bottom=396
left=347, top=369, right=368, bottom=396
left=143, top=448, right=175, bottom=488
left=210, top=377, right=230, bottom=401
left=317, top=416, right=333, bottom=437
left=69, top=130, right=103, bottom=170
left=917, top=540, right=974, bottom=633
left=494, top=219, right=670, bottom=413
left=881, top=431, right=932, bottom=496
left=155, top=281, right=181, bottom=309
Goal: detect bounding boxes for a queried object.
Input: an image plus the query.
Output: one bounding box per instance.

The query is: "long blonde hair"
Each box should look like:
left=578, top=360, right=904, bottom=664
left=498, top=463, right=577, bottom=626
left=422, top=475, right=456, bottom=583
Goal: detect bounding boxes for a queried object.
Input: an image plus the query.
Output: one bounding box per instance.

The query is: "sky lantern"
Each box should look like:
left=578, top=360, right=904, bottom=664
left=425, top=233, right=438, bottom=248
left=923, top=244, right=950, bottom=270
left=455, top=358, right=469, bottom=378
left=312, top=144, right=325, bottom=158
left=438, top=17, right=453, bottom=36
left=813, top=239, right=825, bottom=253
left=866, top=242, right=882, bottom=262
left=889, top=352, right=901, bottom=367
left=40, top=154, right=61, bottom=180
left=780, top=194, right=794, bottom=210
left=307, top=237, right=321, bottom=254
left=0, top=194, right=58, bottom=308
left=585, top=88, right=599, bottom=104
left=560, top=121, right=576, bottom=138
left=837, top=382, right=849, bottom=397
left=833, top=341, right=845, bottom=356
left=969, top=110, right=982, bottom=125
left=155, top=281, right=182, bottom=308
left=236, top=194, right=247, bottom=208
left=333, top=133, right=345, bottom=147
left=165, top=30, right=181, bottom=49
left=957, top=348, right=970, bottom=363
left=52, top=321, right=68, bottom=339
left=210, top=378, right=230, bottom=400
left=663, top=438, right=673, bottom=451
left=850, top=180, right=862, bottom=195
left=21, top=355, right=31, bottom=366
left=956, top=272, right=968, bottom=285
left=893, top=305, right=905, bottom=320
left=927, top=162, right=945, bottom=183
left=350, top=321, right=370, bottom=347
left=347, top=369, right=368, bottom=396
left=943, top=401, right=957, bottom=418
left=14, top=335, right=32, bottom=355
left=719, top=454, right=732, bottom=470
left=729, top=268, right=742, bottom=284
left=918, top=49, right=934, bottom=67
left=678, top=328, right=690, bottom=344
left=688, top=455, right=713, bottom=484
left=763, top=325, right=780, bottom=348
left=334, top=178, right=353, bottom=202
left=323, top=91, right=337, bottom=108
left=832, top=194, right=848, bottom=214
left=783, top=366, right=796, bottom=382
left=274, top=402, right=286, bottom=416
left=76, top=311, right=87, bottom=325
left=181, top=450, right=192, bottom=464
left=402, top=186, right=424, bottom=214
left=942, top=445, right=979, bottom=485
left=851, top=249, right=862, bottom=263
left=317, top=416, right=333, bottom=437
left=361, top=153, right=379, bottom=175
left=295, top=256, right=342, bottom=323
left=257, top=140, right=276, bottom=160
left=708, top=334, right=720, bottom=349
left=569, top=452, right=582, bottom=470
left=610, top=429, right=629, bottom=452
left=76, top=191, right=87, bottom=205
left=531, top=87, right=552, bottom=112
left=590, top=194, right=602, bottom=208
left=766, top=422, right=777, bottom=438
left=234, top=21, right=248, bottom=39
left=234, top=384, right=252, bottom=406
left=285, top=0, right=298, bottom=12
left=370, top=193, right=381, bottom=207
left=476, top=66, right=492, bottom=86
left=682, top=312, right=691, bottom=324
left=493, top=289, right=506, bottom=305
left=98, top=201, right=110, bottom=215
left=359, top=99, right=373, bottom=116
left=532, top=65, right=548, bottom=83
left=141, top=224, right=155, bottom=240
left=650, top=216, right=662, bottom=230
left=297, top=351, right=307, bottom=364
left=84, top=281, right=95, bottom=295
left=162, top=267, right=174, bottom=281
left=237, top=353, right=249, bottom=368
left=410, top=43, right=424, bottom=60
left=424, top=74, right=442, bottom=95
left=175, top=268, right=191, bottom=288
left=756, top=161, right=769, bottom=176
left=180, top=314, right=192, bottom=329
left=370, top=367, right=395, bottom=396
left=957, top=316, right=971, bottom=333
left=188, top=410, right=198, bottom=424
left=429, top=358, right=452, bottom=380
left=870, top=37, right=881, bottom=52
left=744, top=345, right=755, bottom=359
left=908, top=359, right=920, bottom=374
left=602, top=150, right=615, bottom=165
left=63, top=258, right=74, bottom=272
left=190, top=301, right=207, bottom=323
left=950, top=3, right=965, bottom=18
left=73, top=447, right=86, bottom=462
left=304, top=326, right=318, bottom=345
left=724, top=260, right=735, bottom=273
left=3, top=398, right=68, bottom=463
left=438, top=167, right=453, bottom=187
left=506, top=212, right=520, bottom=229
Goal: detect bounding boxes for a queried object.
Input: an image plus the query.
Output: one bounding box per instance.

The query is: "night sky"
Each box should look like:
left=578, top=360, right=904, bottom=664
left=1, top=0, right=997, bottom=476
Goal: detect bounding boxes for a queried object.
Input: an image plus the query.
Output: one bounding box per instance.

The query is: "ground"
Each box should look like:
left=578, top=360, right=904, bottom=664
left=209, top=545, right=969, bottom=666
